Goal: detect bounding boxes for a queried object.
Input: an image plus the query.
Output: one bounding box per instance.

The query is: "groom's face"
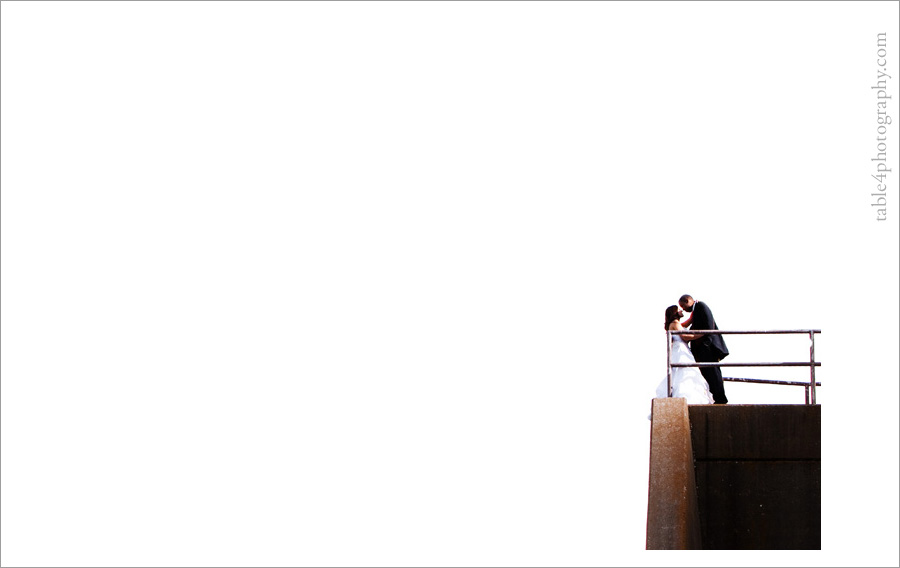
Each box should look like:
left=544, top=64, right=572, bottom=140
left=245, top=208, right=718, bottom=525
left=680, top=299, right=694, bottom=312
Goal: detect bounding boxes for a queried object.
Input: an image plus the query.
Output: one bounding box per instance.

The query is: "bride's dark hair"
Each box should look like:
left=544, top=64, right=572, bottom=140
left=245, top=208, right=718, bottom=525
left=664, top=305, right=681, bottom=330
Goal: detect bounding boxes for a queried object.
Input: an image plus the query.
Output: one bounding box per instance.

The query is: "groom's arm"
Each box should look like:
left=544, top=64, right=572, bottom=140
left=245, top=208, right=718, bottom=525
left=672, top=323, right=703, bottom=341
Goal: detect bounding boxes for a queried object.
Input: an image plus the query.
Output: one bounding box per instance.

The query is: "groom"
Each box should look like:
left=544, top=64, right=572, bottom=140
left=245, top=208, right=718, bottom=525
left=679, top=294, right=729, bottom=404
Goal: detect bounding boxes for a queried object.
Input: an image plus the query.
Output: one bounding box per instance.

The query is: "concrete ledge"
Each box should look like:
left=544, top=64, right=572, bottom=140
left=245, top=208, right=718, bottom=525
left=646, top=398, right=703, bottom=550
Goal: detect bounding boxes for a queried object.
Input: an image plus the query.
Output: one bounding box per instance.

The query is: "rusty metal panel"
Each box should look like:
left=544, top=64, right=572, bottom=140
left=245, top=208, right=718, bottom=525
left=689, top=405, right=821, bottom=461
left=687, top=405, right=821, bottom=550
left=694, top=461, right=821, bottom=550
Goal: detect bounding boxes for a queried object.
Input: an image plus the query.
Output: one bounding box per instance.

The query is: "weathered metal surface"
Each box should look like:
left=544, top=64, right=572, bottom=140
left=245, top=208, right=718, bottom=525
left=689, top=405, right=821, bottom=461
left=688, top=405, right=821, bottom=550
left=694, top=461, right=821, bottom=550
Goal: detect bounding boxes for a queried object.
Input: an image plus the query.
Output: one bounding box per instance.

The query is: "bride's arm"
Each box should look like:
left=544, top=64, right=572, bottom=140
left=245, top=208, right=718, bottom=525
left=671, top=322, right=703, bottom=341
left=682, top=312, right=694, bottom=328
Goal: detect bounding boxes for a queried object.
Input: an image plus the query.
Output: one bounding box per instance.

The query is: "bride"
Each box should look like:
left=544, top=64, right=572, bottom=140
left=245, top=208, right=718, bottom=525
left=654, top=305, right=715, bottom=404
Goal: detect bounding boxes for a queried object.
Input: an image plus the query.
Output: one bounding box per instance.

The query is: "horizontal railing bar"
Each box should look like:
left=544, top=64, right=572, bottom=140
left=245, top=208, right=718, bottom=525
left=670, top=329, right=821, bottom=335
left=671, top=362, right=821, bottom=367
left=724, top=377, right=822, bottom=386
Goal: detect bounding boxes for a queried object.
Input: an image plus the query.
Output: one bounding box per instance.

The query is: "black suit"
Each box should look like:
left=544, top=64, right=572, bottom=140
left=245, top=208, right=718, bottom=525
left=688, top=301, right=729, bottom=404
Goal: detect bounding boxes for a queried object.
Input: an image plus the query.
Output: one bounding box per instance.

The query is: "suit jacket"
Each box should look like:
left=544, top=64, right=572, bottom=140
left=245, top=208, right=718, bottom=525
left=689, top=301, right=729, bottom=360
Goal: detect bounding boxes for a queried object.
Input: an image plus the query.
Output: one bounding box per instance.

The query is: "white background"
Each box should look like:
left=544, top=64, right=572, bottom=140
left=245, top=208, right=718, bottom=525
left=2, top=2, right=898, bottom=567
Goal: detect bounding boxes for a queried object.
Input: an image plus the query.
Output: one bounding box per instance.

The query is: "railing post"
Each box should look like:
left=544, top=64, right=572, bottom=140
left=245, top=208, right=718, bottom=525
left=666, top=330, right=673, bottom=397
left=809, top=331, right=817, bottom=405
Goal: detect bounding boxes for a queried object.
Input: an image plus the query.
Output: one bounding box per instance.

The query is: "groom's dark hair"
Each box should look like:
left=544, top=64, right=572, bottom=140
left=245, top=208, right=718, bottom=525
left=679, top=294, right=693, bottom=305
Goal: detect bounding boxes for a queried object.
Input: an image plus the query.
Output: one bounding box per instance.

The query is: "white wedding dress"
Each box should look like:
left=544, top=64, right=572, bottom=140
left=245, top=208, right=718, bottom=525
left=654, top=335, right=715, bottom=404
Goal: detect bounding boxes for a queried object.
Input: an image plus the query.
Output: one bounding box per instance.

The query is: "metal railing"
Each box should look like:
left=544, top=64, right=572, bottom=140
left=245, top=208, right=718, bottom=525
left=666, top=329, right=821, bottom=404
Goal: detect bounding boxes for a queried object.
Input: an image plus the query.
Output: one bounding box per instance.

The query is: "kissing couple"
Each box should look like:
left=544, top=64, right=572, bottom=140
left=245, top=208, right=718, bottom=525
left=655, top=294, right=730, bottom=405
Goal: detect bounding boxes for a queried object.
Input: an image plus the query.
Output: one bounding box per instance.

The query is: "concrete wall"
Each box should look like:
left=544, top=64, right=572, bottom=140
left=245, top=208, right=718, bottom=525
left=646, top=398, right=702, bottom=550
left=688, top=405, right=821, bottom=550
